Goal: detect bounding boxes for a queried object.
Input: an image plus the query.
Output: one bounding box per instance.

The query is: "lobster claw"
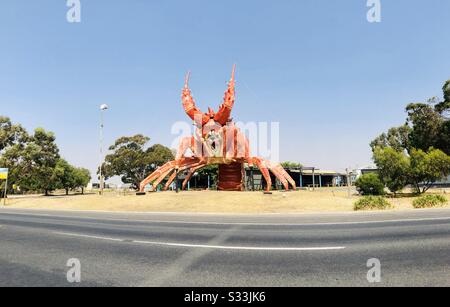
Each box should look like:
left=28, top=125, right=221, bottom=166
left=182, top=71, right=209, bottom=125
left=214, top=65, right=236, bottom=125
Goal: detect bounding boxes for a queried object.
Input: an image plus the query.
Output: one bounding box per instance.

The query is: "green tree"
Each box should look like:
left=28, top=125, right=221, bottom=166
left=438, top=120, right=450, bottom=155
left=73, top=167, right=91, bottom=194
left=369, top=80, right=450, bottom=195
left=17, top=128, right=60, bottom=195
left=280, top=161, right=303, bottom=169
left=373, top=147, right=410, bottom=195
left=409, top=148, right=450, bottom=194
left=1, top=118, right=92, bottom=196
left=370, top=125, right=411, bottom=152
left=1, top=117, right=27, bottom=194
left=444, top=80, right=450, bottom=103
left=103, top=135, right=174, bottom=190
left=434, top=80, right=450, bottom=115
left=51, top=160, right=91, bottom=195
left=406, top=103, right=444, bottom=153
left=371, top=80, right=450, bottom=156
left=0, top=143, right=26, bottom=194
left=52, top=159, right=76, bottom=195
left=0, top=116, right=28, bottom=152
left=355, top=173, right=385, bottom=195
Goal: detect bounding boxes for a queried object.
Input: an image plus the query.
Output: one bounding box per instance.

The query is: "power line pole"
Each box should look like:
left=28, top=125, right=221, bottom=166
left=99, top=104, right=109, bottom=195
left=346, top=168, right=351, bottom=198
left=3, top=175, right=8, bottom=206
left=312, top=167, right=315, bottom=191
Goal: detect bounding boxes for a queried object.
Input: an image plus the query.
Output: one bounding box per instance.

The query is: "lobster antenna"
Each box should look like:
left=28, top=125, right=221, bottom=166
left=184, top=71, right=191, bottom=88
left=230, top=64, right=236, bottom=82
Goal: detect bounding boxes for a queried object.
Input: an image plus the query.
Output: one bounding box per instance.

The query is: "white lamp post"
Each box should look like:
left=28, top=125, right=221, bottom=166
left=99, top=104, right=109, bottom=195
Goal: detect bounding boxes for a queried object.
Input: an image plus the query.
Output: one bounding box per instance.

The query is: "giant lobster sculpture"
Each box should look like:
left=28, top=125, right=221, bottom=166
left=139, top=66, right=296, bottom=192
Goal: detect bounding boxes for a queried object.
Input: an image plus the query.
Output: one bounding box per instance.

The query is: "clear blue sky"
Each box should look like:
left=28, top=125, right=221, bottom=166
left=1, top=0, right=449, bottom=178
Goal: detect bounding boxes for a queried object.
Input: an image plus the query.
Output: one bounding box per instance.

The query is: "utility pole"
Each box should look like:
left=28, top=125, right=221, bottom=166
left=175, top=170, right=179, bottom=193
left=99, top=104, right=109, bottom=195
left=312, top=167, right=316, bottom=191
left=346, top=168, right=351, bottom=198
left=250, top=167, right=255, bottom=191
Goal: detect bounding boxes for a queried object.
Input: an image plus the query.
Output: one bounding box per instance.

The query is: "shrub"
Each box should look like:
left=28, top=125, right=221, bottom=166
left=412, top=195, right=448, bottom=209
left=354, top=196, right=393, bottom=211
left=355, top=173, right=385, bottom=195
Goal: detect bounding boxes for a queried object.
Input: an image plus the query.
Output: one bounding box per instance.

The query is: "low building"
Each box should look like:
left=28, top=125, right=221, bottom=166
left=434, top=175, right=450, bottom=186
left=244, top=166, right=348, bottom=190
left=350, top=166, right=378, bottom=185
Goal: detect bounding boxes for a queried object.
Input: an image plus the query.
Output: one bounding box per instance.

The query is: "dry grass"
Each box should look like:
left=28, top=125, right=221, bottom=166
left=6, top=188, right=450, bottom=214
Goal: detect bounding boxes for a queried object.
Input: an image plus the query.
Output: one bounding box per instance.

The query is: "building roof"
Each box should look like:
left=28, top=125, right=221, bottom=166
left=245, top=165, right=345, bottom=176
left=300, top=170, right=341, bottom=176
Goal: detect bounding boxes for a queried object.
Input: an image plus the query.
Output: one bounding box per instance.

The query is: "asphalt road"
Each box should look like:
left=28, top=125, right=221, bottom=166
left=0, top=207, right=449, bottom=287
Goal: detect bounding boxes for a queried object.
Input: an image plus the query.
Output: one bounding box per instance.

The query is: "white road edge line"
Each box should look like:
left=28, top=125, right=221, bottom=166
left=133, top=240, right=346, bottom=251
left=54, top=232, right=345, bottom=251
left=105, top=216, right=450, bottom=226
left=55, top=232, right=123, bottom=242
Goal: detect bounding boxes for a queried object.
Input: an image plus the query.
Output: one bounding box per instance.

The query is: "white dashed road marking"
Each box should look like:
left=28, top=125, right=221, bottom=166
left=54, top=231, right=346, bottom=252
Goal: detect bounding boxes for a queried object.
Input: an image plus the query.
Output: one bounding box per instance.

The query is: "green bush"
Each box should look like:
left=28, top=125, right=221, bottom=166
left=412, top=195, right=447, bottom=209
left=355, top=173, right=385, bottom=195
left=354, top=196, right=393, bottom=211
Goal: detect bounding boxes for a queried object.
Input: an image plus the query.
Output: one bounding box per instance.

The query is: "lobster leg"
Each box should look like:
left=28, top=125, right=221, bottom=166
left=163, top=161, right=203, bottom=191
left=140, top=158, right=200, bottom=192
left=163, top=171, right=178, bottom=191
left=275, top=164, right=297, bottom=190
left=154, top=159, right=204, bottom=192
left=150, top=167, right=177, bottom=192
left=140, top=161, right=177, bottom=191
left=267, top=162, right=290, bottom=191
left=252, top=157, right=272, bottom=192
left=182, top=163, right=208, bottom=190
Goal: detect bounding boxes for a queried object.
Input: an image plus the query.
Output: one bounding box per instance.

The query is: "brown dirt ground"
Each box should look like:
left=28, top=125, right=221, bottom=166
left=5, top=188, right=450, bottom=214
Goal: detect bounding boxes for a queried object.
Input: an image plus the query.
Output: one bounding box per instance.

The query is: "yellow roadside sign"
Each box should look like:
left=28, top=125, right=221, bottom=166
left=0, top=168, right=8, bottom=180
left=1, top=168, right=8, bottom=206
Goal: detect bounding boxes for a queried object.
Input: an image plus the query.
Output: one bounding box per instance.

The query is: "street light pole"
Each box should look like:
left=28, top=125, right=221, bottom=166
left=99, top=104, right=109, bottom=195
left=3, top=175, right=8, bottom=207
